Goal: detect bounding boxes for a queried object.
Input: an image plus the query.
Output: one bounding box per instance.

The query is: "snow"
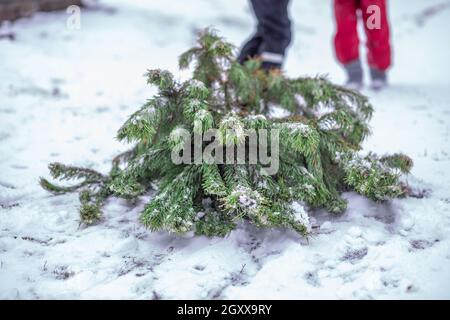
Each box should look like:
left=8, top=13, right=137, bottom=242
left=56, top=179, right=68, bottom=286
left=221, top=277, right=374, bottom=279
left=282, top=122, right=312, bottom=136
left=1, top=0, right=450, bottom=299
left=291, top=202, right=312, bottom=232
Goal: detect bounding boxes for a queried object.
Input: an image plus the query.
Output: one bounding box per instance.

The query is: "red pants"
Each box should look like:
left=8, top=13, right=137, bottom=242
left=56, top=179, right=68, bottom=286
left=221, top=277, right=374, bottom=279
left=334, top=0, right=391, bottom=71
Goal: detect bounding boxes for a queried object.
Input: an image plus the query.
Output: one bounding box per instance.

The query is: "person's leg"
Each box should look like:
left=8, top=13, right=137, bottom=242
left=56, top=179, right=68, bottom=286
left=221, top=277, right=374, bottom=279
left=238, top=0, right=291, bottom=69
left=334, top=0, right=363, bottom=87
left=237, top=32, right=263, bottom=65
left=361, top=0, right=391, bottom=88
left=238, top=0, right=266, bottom=64
left=255, top=0, right=292, bottom=69
left=334, top=0, right=360, bottom=65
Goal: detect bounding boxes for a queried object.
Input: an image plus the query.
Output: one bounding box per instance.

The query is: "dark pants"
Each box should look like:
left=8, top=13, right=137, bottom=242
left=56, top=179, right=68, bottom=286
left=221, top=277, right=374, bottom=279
left=238, top=0, right=292, bottom=69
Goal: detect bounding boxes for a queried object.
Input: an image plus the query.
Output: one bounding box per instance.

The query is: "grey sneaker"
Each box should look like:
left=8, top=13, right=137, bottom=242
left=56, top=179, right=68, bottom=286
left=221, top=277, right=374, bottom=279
left=370, top=68, right=388, bottom=91
left=344, top=60, right=363, bottom=90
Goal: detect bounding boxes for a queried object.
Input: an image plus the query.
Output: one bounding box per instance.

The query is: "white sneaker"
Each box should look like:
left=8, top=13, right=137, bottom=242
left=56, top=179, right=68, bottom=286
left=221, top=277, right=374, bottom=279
left=344, top=60, right=363, bottom=91
left=370, top=79, right=387, bottom=91
left=370, top=68, right=388, bottom=91
left=345, top=81, right=363, bottom=91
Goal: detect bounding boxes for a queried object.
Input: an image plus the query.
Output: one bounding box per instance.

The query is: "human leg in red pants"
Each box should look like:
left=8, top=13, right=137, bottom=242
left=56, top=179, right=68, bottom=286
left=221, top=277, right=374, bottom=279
left=360, top=0, right=391, bottom=89
left=334, top=0, right=392, bottom=89
left=334, top=0, right=360, bottom=66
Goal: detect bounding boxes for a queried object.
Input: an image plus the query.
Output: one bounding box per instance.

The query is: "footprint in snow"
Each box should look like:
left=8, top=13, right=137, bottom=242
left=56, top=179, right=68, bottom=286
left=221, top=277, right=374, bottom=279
left=409, top=239, right=438, bottom=251
left=340, top=227, right=369, bottom=263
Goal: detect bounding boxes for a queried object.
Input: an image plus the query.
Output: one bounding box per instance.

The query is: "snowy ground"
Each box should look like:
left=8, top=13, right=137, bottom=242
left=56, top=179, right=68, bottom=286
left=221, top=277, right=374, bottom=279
left=1, top=0, right=449, bottom=299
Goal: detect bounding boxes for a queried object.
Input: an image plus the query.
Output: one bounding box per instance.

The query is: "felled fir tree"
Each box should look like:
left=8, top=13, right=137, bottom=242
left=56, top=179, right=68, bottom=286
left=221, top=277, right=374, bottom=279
left=40, top=29, right=413, bottom=237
